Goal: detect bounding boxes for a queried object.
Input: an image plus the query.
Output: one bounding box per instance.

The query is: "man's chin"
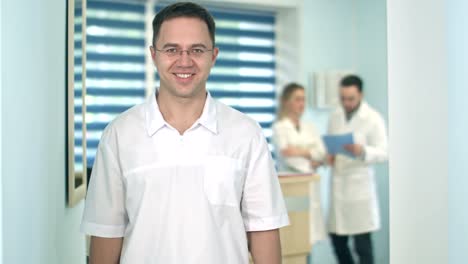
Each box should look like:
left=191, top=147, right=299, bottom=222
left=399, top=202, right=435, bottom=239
left=346, top=107, right=359, bottom=114
left=174, top=86, right=204, bottom=99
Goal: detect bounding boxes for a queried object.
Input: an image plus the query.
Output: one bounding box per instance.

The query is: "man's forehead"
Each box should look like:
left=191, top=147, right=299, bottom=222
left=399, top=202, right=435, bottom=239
left=159, top=16, right=208, bottom=32
left=157, top=17, right=211, bottom=43
left=293, top=92, right=305, bottom=98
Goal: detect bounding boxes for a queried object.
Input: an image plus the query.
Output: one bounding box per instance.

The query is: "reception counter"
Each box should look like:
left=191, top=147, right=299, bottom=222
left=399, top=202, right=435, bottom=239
left=279, top=173, right=319, bottom=264
left=250, top=173, right=320, bottom=264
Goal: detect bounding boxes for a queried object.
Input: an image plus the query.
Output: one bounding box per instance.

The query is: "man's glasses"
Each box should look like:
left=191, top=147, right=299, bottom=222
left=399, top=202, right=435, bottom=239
left=154, top=47, right=214, bottom=58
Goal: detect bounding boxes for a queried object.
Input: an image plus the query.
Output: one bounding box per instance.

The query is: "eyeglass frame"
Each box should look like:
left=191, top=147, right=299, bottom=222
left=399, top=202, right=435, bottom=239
left=152, top=46, right=215, bottom=58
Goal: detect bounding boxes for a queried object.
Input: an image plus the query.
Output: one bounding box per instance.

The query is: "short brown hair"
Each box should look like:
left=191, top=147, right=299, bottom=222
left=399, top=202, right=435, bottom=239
left=152, top=2, right=216, bottom=47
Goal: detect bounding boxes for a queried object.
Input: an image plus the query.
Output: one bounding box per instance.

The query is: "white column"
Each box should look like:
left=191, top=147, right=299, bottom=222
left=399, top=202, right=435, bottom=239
left=0, top=0, right=3, bottom=261
left=387, top=0, right=448, bottom=263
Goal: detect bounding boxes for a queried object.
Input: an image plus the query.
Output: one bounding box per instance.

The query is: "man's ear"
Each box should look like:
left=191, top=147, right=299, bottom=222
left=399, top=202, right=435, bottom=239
left=211, top=47, right=219, bottom=66
left=149, top=46, right=156, bottom=60
left=149, top=46, right=158, bottom=68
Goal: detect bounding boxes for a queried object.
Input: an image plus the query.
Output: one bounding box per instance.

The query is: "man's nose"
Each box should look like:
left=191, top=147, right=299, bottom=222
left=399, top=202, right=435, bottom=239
left=177, top=51, right=194, bottom=66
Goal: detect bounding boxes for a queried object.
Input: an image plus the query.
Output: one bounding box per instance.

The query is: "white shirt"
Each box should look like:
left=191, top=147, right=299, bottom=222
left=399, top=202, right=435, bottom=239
left=80, top=92, right=289, bottom=264
left=272, top=118, right=326, bottom=173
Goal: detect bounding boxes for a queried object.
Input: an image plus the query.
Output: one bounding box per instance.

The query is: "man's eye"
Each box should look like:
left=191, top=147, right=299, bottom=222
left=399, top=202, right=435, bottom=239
left=191, top=48, right=204, bottom=54
left=165, top=48, right=178, bottom=53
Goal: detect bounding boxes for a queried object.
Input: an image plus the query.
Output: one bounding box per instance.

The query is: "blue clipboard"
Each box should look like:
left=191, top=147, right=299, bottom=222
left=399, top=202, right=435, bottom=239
left=322, top=133, right=355, bottom=157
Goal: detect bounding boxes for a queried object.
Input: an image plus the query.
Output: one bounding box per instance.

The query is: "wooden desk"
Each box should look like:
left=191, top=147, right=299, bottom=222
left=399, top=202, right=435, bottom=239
left=250, top=173, right=320, bottom=264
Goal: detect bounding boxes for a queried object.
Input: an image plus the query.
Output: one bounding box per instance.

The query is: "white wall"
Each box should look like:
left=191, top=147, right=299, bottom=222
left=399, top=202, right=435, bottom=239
left=447, top=0, right=468, bottom=262
left=387, top=0, right=449, bottom=263
left=301, top=0, right=356, bottom=78
left=1, top=0, right=86, bottom=263
left=276, top=6, right=301, bottom=93
left=0, top=0, right=3, bottom=261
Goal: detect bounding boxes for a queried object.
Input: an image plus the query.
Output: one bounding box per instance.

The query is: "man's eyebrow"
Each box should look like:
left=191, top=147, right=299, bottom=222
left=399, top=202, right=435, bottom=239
left=191, top=43, right=208, bottom=49
left=160, top=43, right=210, bottom=49
left=161, top=43, right=179, bottom=49
left=162, top=43, right=207, bottom=49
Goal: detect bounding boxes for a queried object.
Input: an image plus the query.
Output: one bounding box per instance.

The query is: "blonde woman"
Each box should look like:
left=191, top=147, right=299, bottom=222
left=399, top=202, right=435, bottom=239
left=272, top=82, right=327, bottom=245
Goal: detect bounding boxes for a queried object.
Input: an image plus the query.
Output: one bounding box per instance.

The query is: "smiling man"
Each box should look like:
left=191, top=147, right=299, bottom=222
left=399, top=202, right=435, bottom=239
left=80, top=2, right=289, bottom=264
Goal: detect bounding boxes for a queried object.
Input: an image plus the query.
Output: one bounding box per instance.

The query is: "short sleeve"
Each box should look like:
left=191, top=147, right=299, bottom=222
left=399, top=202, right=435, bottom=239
left=241, top=129, right=290, bottom=232
left=80, top=128, right=128, bottom=238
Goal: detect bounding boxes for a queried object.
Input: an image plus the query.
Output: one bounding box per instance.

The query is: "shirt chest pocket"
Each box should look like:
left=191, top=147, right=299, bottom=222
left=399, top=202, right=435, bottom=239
left=203, top=156, right=245, bottom=207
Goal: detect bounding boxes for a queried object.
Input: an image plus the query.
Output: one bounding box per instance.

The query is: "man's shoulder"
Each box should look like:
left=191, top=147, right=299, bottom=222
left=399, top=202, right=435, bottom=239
left=215, top=100, right=263, bottom=135
left=362, top=102, right=385, bottom=122
left=112, top=102, right=145, bottom=127
left=100, top=102, right=146, bottom=141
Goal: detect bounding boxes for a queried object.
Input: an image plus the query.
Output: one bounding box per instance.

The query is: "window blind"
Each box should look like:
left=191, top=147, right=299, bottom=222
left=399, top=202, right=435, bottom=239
left=75, top=0, right=147, bottom=167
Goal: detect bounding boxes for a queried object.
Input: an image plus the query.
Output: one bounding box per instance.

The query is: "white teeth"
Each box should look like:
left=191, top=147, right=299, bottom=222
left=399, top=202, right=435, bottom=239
left=176, top=73, right=192, bottom=78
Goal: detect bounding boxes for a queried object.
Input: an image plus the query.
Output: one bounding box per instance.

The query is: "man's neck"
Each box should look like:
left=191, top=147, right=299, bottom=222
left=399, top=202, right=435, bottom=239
left=345, top=101, right=362, bottom=121
left=157, top=88, right=207, bottom=135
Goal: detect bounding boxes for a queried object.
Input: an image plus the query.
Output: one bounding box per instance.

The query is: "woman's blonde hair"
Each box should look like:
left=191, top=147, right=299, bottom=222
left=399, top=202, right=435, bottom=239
left=277, top=82, right=305, bottom=120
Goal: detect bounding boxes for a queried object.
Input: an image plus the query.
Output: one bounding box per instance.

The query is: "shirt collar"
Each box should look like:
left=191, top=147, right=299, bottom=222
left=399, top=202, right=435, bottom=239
left=355, top=101, right=370, bottom=119
left=145, top=91, right=166, bottom=137
left=197, top=92, right=218, bottom=134
left=145, top=90, right=218, bottom=137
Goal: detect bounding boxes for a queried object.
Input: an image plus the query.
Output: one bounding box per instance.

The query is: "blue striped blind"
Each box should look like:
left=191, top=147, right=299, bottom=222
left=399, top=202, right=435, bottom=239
left=76, top=1, right=276, bottom=168
left=204, top=8, right=277, bottom=137
left=75, top=0, right=147, bottom=167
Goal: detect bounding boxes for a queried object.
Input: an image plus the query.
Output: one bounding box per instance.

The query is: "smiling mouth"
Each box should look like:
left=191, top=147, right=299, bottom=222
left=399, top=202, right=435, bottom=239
left=174, top=73, right=194, bottom=79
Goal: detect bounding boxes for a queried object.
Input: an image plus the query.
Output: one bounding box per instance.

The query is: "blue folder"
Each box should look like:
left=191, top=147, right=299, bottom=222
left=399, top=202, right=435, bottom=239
left=322, top=133, right=355, bottom=157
